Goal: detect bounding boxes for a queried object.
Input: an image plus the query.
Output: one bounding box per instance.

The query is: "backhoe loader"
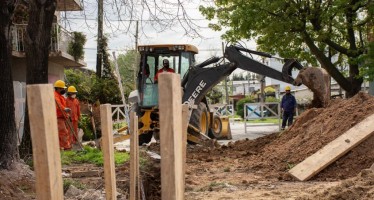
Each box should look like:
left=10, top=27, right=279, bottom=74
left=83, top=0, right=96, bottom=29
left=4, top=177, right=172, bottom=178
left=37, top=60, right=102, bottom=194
left=123, top=44, right=310, bottom=145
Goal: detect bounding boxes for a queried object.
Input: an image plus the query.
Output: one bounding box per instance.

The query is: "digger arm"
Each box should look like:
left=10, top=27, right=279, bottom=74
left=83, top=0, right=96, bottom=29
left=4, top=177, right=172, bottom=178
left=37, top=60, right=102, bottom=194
left=182, top=45, right=304, bottom=106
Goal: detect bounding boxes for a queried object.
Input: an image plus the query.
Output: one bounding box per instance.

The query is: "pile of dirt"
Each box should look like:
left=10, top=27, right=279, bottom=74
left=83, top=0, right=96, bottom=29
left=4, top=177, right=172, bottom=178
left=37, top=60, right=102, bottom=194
left=299, top=168, right=374, bottom=200
left=188, top=92, right=374, bottom=181
left=256, top=92, right=374, bottom=180
left=0, top=162, right=35, bottom=200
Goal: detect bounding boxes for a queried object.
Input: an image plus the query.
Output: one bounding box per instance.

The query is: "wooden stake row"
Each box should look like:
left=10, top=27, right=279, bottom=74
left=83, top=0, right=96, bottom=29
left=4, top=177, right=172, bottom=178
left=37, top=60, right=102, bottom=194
left=27, top=85, right=118, bottom=200
left=27, top=75, right=187, bottom=200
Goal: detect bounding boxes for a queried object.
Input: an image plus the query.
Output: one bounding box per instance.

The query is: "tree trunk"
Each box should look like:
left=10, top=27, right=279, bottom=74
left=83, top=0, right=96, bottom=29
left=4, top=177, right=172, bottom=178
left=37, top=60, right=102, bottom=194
left=19, top=0, right=56, bottom=158
left=0, top=0, right=19, bottom=169
left=302, top=31, right=363, bottom=97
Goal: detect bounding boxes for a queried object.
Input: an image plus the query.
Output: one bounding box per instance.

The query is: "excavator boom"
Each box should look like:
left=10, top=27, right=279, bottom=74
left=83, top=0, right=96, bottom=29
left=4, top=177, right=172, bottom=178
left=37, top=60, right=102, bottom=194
left=182, top=45, right=304, bottom=107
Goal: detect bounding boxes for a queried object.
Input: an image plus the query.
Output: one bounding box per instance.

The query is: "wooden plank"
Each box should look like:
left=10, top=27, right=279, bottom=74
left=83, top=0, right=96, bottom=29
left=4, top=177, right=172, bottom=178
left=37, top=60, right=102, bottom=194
left=182, top=104, right=189, bottom=188
left=71, top=170, right=100, bottom=178
left=129, top=112, right=137, bottom=200
left=289, top=113, right=374, bottom=181
left=27, top=84, right=63, bottom=200
left=100, top=104, right=117, bottom=200
left=158, top=73, right=184, bottom=200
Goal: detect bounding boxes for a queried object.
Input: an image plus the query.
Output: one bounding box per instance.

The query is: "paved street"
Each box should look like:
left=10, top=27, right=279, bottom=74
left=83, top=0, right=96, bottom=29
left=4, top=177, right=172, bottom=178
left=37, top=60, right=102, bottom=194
left=114, top=121, right=281, bottom=150
left=217, top=121, right=280, bottom=145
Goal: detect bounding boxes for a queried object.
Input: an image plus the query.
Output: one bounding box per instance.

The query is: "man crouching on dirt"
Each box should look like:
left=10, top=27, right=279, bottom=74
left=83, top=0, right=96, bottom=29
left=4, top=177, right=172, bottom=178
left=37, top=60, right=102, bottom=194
left=281, top=86, right=297, bottom=130
left=54, top=80, right=72, bottom=150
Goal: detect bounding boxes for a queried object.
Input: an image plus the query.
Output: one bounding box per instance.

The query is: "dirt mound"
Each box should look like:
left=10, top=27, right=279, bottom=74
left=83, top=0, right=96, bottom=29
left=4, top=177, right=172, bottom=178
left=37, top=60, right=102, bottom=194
left=258, top=92, right=374, bottom=180
left=299, top=168, right=374, bottom=200
left=0, top=162, right=35, bottom=200
left=188, top=92, right=374, bottom=181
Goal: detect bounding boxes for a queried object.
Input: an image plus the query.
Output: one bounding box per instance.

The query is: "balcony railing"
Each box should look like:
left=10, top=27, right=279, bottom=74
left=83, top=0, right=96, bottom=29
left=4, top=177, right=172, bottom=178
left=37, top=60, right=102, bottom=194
left=12, top=23, right=73, bottom=54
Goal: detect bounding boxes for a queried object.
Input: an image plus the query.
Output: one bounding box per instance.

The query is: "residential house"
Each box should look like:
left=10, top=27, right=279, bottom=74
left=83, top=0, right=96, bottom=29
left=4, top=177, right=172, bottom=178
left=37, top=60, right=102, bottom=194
left=11, top=0, right=85, bottom=141
left=11, top=0, right=85, bottom=84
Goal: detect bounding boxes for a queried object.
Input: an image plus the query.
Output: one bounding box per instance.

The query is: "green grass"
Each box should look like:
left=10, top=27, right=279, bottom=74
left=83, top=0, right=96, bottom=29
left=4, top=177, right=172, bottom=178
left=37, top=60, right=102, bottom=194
left=61, top=146, right=130, bottom=166
left=113, top=121, right=127, bottom=130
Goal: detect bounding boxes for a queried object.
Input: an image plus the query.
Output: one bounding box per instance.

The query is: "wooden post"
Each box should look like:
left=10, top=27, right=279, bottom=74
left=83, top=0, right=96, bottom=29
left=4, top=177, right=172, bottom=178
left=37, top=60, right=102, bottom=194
left=27, top=84, right=63, bottom=200
left=130, top=112, right=139, bottom=200
left=158, top=73, right=184, bottom=200
left=182, top=104, right=189, bottom=187
left=100, top=104, right=117, bottom=200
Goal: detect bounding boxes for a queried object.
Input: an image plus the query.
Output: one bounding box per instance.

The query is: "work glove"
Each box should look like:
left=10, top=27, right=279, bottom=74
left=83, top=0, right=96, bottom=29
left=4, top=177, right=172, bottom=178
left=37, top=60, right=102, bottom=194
left=64, top=108, right=71, bottom=112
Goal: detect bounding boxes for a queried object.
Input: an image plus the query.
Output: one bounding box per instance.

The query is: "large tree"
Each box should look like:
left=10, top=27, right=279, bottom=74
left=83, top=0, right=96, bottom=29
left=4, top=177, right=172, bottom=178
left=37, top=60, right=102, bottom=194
left=0, top=0, right=19, bottom=169
left=20, top=0, right=56, bottom=157
left=200, top=0, right=374, bottom=97
left=116, top=50, right=137, bottom=97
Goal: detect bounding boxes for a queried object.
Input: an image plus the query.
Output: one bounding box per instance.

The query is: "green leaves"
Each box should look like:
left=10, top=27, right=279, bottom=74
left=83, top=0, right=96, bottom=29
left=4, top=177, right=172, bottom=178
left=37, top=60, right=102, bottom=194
left=200, top=0, right=373, bottom=94
left=67, top=32, right=86, bottom=61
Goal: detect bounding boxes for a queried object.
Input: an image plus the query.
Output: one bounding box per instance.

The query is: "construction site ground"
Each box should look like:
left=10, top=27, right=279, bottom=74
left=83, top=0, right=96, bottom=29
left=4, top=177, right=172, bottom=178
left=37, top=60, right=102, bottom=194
left=1, top=92, right=374, bottom=199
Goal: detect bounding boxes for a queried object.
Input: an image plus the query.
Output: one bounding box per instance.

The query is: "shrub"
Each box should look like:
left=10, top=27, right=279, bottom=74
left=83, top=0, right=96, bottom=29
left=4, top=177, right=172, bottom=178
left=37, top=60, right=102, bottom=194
left=79, top=115, right=95, bottom=141
left=67, top=32, right=86, bottom=61
left=236, top=97, right=255, bottom=118
left=265, top=96, right=280, bottom=102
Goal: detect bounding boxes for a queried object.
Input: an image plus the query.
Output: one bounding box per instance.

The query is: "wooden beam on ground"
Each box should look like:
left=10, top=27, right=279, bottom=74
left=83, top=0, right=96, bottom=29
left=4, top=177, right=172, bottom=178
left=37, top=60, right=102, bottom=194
left=289, top=113, right=374, bottom=181
left=159, top=73, right=184, bottom=200
left=100, top=104, right=117, bottom=200
left=130, top=112, right=139, bottom=200
left=182, top=104, right=189, bottom=186
left=27, top=84, right=63, bottom=200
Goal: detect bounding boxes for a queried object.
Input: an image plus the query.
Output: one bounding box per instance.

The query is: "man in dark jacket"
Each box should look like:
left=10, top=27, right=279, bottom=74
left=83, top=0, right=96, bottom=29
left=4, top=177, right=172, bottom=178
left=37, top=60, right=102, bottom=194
left=281, top=86, right=296, bottom=130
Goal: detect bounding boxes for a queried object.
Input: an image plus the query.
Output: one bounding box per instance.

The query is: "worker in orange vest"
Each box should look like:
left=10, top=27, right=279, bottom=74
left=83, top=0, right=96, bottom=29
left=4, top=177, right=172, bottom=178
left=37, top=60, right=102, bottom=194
left=54, top=80, right=71, bottom=150
left=66, top=86, right=81, bottom=144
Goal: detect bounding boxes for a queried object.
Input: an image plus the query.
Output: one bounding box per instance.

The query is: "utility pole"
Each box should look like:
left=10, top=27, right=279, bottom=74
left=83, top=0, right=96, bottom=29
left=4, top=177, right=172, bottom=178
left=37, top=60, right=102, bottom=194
left=134, top=21, right=139, bottom=86
left=96, top=0, right=103, bottom=78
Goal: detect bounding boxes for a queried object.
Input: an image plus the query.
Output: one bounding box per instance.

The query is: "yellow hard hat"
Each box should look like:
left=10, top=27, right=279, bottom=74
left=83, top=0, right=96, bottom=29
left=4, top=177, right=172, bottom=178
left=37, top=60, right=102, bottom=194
left=54, top=80, right=67, bottom=88
left=68, top=86, right=77, bottom=93
left=285, top=86, right=291, bottom=91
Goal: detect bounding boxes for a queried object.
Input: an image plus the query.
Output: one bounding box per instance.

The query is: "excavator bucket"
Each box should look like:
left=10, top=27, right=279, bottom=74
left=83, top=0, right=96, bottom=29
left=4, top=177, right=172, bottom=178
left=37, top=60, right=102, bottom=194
left=281, top=59, right=304, bottom=85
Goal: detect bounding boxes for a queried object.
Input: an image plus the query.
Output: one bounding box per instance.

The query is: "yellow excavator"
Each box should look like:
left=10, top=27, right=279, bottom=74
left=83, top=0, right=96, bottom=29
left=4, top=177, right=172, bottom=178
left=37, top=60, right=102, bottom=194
left=112, top=43, right=307, bottom=145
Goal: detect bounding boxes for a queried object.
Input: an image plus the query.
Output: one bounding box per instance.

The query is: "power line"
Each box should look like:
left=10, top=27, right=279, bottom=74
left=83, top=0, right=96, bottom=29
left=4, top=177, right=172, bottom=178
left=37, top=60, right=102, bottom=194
left=64, top=17, right=210, bottom=22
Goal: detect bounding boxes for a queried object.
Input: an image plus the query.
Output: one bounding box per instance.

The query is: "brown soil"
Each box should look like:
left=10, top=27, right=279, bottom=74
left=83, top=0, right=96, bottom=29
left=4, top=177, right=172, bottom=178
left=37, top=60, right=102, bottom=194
left=298, top=169, right=374, bottom=200
left=183, top=92, right=374, bottom=199
left=0, top=162, right=36, bottom=200
left=2, top=93, right=373, bottom=199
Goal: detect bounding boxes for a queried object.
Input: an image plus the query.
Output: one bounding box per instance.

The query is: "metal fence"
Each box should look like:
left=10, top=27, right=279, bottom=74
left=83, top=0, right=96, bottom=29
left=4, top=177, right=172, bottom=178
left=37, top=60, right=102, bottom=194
left=111, top=104, right=130, bottom=124
left=209, top=104, right=234, bottom=116
left=244, top=102, right=281, bottom=133
left=12, top=23, right=73, bottom=53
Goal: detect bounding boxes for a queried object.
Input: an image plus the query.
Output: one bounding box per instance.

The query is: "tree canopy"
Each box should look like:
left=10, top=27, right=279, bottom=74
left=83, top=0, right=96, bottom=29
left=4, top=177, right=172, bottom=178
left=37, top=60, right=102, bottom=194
left=200, top=0, right=374, bottom=97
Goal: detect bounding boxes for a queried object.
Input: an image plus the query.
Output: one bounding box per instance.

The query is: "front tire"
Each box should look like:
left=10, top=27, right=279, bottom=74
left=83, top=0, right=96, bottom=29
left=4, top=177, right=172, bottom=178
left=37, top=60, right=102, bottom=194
left=189, top=102, right=209, bottom=136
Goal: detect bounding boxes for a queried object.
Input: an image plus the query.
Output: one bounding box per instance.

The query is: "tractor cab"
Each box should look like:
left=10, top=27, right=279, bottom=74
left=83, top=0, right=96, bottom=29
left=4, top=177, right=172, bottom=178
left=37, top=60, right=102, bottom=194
left=137, top=44, right=198, bottom=107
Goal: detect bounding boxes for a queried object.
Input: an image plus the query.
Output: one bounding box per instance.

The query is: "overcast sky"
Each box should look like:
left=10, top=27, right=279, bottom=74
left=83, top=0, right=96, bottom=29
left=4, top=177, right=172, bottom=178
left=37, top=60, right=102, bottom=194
left=62, top=0, right=257, bottom=71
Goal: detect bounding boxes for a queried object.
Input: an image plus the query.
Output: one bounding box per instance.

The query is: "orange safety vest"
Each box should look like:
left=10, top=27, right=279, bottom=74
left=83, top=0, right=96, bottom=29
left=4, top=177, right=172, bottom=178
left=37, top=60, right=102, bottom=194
left=66, top=97, right=81, bottom=121
left=54, top=91, right=66, bottom=118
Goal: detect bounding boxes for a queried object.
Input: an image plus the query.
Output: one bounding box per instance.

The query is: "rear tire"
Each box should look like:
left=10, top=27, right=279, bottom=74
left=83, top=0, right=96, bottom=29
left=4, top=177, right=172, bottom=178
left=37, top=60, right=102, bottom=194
left=210, top=115, right=223, bottom=138
left=189, top=102, right=209, bottom=136
left=139, top=131, right=153, bottom=145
